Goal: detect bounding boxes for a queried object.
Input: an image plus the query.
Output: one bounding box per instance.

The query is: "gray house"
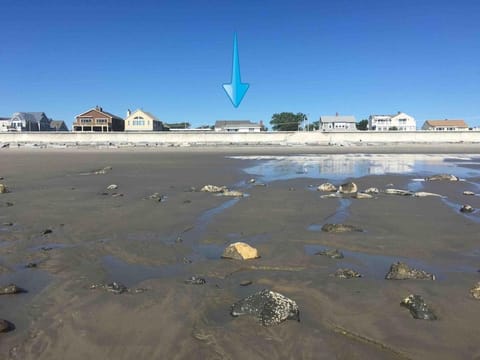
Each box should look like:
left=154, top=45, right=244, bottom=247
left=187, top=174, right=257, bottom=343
left=49, top=120, right=69, bottom=131
left=319, top=114, right=357, bottom=131
left=10, top=112, right=51, bottom=131
left=214, top=120, right=263, bottom=132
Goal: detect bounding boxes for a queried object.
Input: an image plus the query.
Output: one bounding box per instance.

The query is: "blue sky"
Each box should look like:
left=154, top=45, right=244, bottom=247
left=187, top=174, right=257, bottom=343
left=1, top=0, right=479, bottom=129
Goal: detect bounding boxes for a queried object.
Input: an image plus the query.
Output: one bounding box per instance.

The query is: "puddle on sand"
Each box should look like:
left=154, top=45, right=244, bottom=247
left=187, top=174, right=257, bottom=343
left=230, top=154, right=480, bottom=183
left=305, top=245, right=478, bottom=280
left=101, top=255, right=186, bottom=287
left=308, top=198, right=352, bottom=231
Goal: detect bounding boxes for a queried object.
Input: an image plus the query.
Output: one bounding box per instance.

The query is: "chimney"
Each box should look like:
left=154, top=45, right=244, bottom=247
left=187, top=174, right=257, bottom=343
left=127, top=109, right=131, bottom=117
left=95, top=105, right=99, bottom=111
left=336, top=112, right=339, bottom=117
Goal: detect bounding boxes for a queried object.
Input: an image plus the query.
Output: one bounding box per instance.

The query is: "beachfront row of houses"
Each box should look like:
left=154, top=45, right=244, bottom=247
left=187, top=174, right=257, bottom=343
left=0, top=107, right=472, bottom=133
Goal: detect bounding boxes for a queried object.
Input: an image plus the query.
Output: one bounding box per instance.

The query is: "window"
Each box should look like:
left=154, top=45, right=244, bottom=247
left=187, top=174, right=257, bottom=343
left=80, top=118, right=92, bottom=124
left=133, top=116, right=145, bottom=126
left=96, top=118, right=108, bottom=124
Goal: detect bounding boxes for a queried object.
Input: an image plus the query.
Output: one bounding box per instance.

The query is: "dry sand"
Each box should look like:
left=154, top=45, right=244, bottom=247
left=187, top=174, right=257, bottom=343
left=1, top=147, right=480, bottom=359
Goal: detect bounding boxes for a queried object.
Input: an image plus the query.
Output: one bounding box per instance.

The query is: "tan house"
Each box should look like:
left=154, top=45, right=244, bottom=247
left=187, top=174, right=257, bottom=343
left=124, top=109, right=166, bottom=131
left=421, top=119, right=468, bottom=131
left=73, top=106, right=124, bottom=132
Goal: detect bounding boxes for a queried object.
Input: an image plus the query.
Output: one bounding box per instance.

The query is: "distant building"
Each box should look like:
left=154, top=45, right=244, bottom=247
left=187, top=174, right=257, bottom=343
left=0, top=117, right=11, bottom=132
left=124, top=109, right=166, bottom=131
left=421, top=119, right=468, bottom=131
left=319, top=114, right=357, bottom=131
left=49, top=120, right=69, bottom=131
left=214, top=120, right=263, bottom=132
left=73, top=106, right=124, bottom=132
left=368, top=112, right=416, bottom=131
left=8, top=112, right=51, bottom=132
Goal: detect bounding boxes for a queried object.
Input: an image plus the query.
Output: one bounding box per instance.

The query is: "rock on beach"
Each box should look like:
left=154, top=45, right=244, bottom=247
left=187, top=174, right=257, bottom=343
left=222, top=242, right=259, bottom=260
left=425, top=174, right=459, bottom=181
left=339, top=182, right=357, bottom=194
left=385, top=262, right=435, bottom=280
left=230, top=289, right=300, bottom=326
left=321, top=223, right=363, bottom=233
left=317, top=183, right=337, bottom=192
left=400, top=294, right=437, bottom=320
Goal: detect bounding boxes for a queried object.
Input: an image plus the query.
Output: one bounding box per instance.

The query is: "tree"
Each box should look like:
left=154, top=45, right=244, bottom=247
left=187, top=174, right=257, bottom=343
left=270, top=112, right=307, bottom=131
left=165, top=122, right=190, bottom=129
left=307, top=121, right=319, bottom=131
left=356, top=119, right=368, bottom=130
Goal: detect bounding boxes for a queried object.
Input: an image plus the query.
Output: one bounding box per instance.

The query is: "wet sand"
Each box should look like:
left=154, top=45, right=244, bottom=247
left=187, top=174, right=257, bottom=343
left=1, top=148, right=480, bottom=359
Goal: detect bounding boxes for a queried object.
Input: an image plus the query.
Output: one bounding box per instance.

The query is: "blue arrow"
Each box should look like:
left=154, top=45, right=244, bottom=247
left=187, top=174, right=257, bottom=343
left=223, top=33, right=249, bottom=108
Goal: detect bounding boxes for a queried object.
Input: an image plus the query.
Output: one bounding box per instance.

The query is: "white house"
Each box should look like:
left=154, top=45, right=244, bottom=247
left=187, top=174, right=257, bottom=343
left=124, top=109, right=166, bottom=131
left=0, top=117, right=12, bottom=132
left=319, top=114, right=356, bottom=131
left=368, top=112, right=416, bottom=131
left=214, top=120, right=263, bottom=132
left=421, top=119, right=468, bottom=131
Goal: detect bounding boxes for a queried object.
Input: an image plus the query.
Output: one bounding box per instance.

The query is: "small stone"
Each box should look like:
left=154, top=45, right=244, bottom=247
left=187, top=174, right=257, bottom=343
left=333, top=268, right=362, bottom=279
left=2, top=222, right=13, bottom=226
left=248, top=178, right=256, bottom=184
left=425, top=174, right=459, bottom=182
left=25, top=262, right=37, bottom=268
left=240, top=280, right=253, bottom=286
left=384, top=188, right=413, bottom=196
left=463, top=191, right=475, bottom=196
left=41, top=247, right=53, bottom=251
left=385, top=262, right=435, bottom=280
left=104, top=282, right=127, bottom=294
left=288, top=187, right=295, bottom=191
left=0, top=184, right=8, bottom=194
left=230, top=289, right=300, bottom=326
left=315, top=248, right=344, bottom=259
left=201, top=185, right=227, bottom=193
left=42, top=229, right=53, bottom=235
left=107, top=184, right=118, bottom=190
left=460, top=204, right=474, bottom=213
left=184, top=276, right=206, bottom=285
left=221, top=190, right=244, bottom=197
left=183, top=199, right=192, bottom=204
left=400, top=294, right=437, bottom=320
left=364, top=187, right=379, bottom=194
left=111, top=193, right=124, bottom=198
left=339, top=182, right=357, bottom=194
left=414, top=192, right=444, bottom=198
left=0, top=284, right=23, bottom=295
left=182, top=257, right=192, bottom=264
left=5, top=202, right=13, bottom=207
left=222, top=242, right=259, bottom=260
left=147, top=192, right=167, bottom=202
left=469, top=282, right=480, bottom=299
left=320, top=193, right=341, bottom=199
left=93, top=166, right=112, bottom=175
left=0, top=319, right=13, bottom=333
left=321, top=223, right=363, bottom=233
left=317, top=183, right=337, bottom=192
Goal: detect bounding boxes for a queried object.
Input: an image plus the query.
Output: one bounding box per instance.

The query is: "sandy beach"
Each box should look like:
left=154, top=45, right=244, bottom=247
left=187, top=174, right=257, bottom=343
left=1, top=146, right=480, bottom=359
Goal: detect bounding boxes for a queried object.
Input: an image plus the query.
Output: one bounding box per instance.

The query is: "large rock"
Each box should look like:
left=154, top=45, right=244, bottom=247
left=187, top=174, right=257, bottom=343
left=385, top=262, right=435, bottom=280
left=339, top=182, right=357, bottom=194
left=470, top=282, right=480, bottom=300
left=414, top=192, right=444, bottom=198
left=352, top=192, right=373, bottom=199
left=201, top=185, right=227, bottom=193
left=384, top=188, right=413, bottom=196
left=400, top=294, right=437, bottom=320
left=463, top=191, right=476, bottom=196
left=222, top=242, right=259, bottom=260
left=425, top=174, right=459, bottom=182
left=0, top=184, right=7, bottom=194
left=230, top=289, right=300, bottom=326
left=317, top=183, right=337, bottom=192
left=333, top=268, right=362, bottom=279
left=0, top=284, right=23, bottom=295
left=321, top=223, right=363, bottom=233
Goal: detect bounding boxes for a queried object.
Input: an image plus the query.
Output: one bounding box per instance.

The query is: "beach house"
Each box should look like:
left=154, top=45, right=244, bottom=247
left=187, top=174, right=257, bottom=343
left=124, top=109, right=166, bottom=131
left=319, top=114, right=357, bottom=131
left=214, top=120, right=263, bottom=132
left=421, top=119, right=468, bottom=131
left=7, top=112, right=51, bottom=132
left=73, top=106, right=124, bottom=132
left=368, top=112, right=416, bottom=131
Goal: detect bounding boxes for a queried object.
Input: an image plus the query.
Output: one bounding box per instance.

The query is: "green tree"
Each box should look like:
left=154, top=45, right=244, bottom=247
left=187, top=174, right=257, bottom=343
left=165, top=122, right=190, bottom=129
left=356, top=119, right=368, bottom=130
left=270, top=112, right=307, bottom=131
left=307, top=121, right=319, bottom=131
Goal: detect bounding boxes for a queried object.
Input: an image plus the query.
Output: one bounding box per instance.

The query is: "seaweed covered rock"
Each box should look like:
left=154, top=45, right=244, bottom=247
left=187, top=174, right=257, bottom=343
left=0, top=184, right=8, bottom=194
left=0, top=284, right=23, bottom=295
left=230, top=289, right=300, bottom=326
left=333, top=268, right=362, bottom=279
left=460, top=204, right=474, bottom=213
left=0, top=319, right=13, bottom=333
left=384, top=189, right=413, bottom=196
left=185, top=276, right=206, bottom=285
left=317, top=183, right=337, bottom=192
left=425, top=174, right=459, bottom=182
left=201, top=185, right=227, bottom=193
left=321, top=223, right=363, bottom=233
left=385, top=262, right=435, bottom=280
left=339, top=182, right=357, bottom=194
left=352, top=192, right=373, bottom=199
left=463, top=191, right=475, bottom=196
left=221, top=190, right=244, bottom=197
left=315, top=248, right=344, bottom=259
left=222, top=242, right=259, bottom=260
left=364, top=187, right=379, bottom=194
left=400, top=294, right=437, bottom=320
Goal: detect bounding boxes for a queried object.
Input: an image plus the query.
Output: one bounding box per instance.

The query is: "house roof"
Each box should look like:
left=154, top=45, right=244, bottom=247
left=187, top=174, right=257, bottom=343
left=50, top=120, right=68, bottom=130
left=215, top=120, right=261, bottom=128
left=424, top=120, right=468, bottom=128
left=77, top=108, right=123, bottom=121
left=12, top=112, right=47, bottom=122
left=127, top=109, right=161, bottom=122
left=320, top=115, right=356, bottom=123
